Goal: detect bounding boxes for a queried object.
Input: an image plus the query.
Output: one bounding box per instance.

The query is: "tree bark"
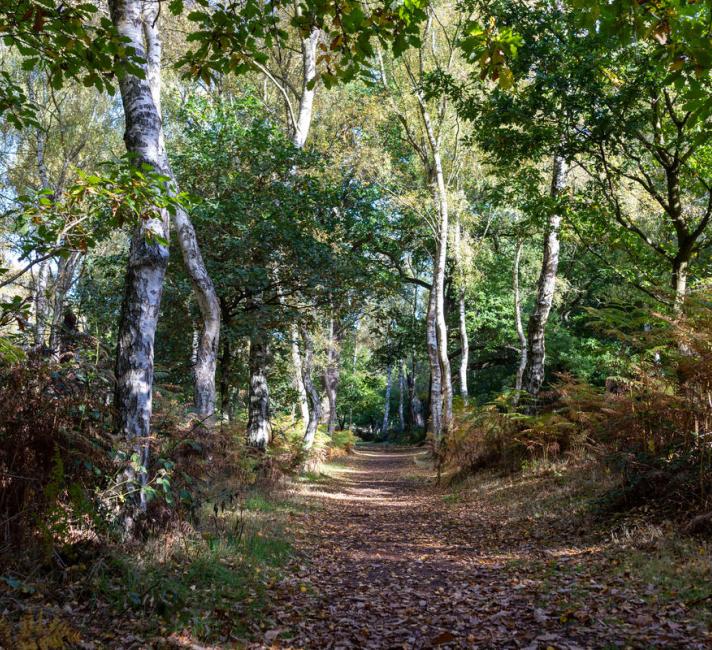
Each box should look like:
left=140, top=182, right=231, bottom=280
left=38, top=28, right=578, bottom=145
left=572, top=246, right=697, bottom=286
left=110, top=0, right=171, bottom=509
left=139, top=3, right=220, bottom=422
left=382, top=363, right=392, bottom=433
left=291, top=324, right=310, bottom=423
left=407, top=354, right=425, bottom=430
left=414, top=89, right=453, bottom=436
left=49, top=252, right=80, bottom=355
left=425, top=283, right=443, bottom=442
left=523, top=155, right=568, bottom=396
left=324, top=314, right=342, bottom=435
left=301, top=326, right=322, bottom=449
left=398, top=360, right=406, bottom=433
left=513, top=240, right=528, bottom=400
left=246, top=334, right=271, bottom=450
left=287, top=27, right=320, bottom=427
left=33, top=261, right=49, bottom=347
left=454, top=216, right=469, bottom=401
left=293, top=27, right=319, bottom=149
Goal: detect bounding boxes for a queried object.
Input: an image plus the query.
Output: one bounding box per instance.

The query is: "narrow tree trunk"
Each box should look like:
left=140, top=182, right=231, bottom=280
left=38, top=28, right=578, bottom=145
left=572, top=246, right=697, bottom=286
left=426, top=283, right=443, bottom=442
left=301, top=326, right=322, bottom=449
left=285, top=26, right=320, bottom=426
left=382, top=363, right=392, bottom=433
left=139, top=4, right=220, bottom=422
left=398, top=360, right=406, bottom=433
left=293, top=27, right=319, bottom=149
left=513, top=240, right=527, bottom=400
left=454, top=216, right=469, bottom=401
left=49, top=252, right=80, bottom=356
left=174, top=208, right=220, bottom=422
left=246, top=334, right=271, bottom=450
left=291, top=325, right=310, bottom=423
left=407, top=354, right=425, bottom=430
left=672, top=253, right=690, bottom=316
left=523, top=155, right=568, bottom=396
left=324, top=313, right=342, bottom=435
left=110, top=0, right=171, bottom=511
left=415, top=89, right=453, bottom=434
left=220, top=334, right=232, bottom=419
left=33, top=261, right=49, bottom=347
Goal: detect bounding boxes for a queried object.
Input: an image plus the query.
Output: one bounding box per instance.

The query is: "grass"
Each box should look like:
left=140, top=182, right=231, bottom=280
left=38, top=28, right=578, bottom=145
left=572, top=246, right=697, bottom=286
left=614, top=537, right=712, bottom=624
left=90, top=489, right=295, bottom=643
left=449, top=458, right=712, bottom=630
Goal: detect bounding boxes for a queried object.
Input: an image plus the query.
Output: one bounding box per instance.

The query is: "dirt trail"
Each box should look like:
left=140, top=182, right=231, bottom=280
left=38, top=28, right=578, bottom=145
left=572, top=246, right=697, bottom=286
left=253, top=446, right=709, bottom=649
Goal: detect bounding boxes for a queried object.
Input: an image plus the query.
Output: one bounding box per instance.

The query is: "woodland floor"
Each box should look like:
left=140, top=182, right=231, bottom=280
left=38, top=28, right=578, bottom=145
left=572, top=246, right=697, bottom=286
left=5, top=445, right=712, bottom=649
left=243, top=445, right=712, bottom=650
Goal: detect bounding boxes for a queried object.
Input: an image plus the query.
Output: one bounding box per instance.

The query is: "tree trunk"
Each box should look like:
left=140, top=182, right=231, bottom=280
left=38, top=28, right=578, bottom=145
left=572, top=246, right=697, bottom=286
left=33, top=260, right=49, bottom=347
left=513, top=240, right=527, bottom=400
left=382, top=363, right=392, bottom=433
left=219, top=334, right=232, bottom=419
left=672, top=253, right=690, bottom=316
left=454, top=216, right=469, bottom=401
left=301, top=326, right=322, bottom=449
left=174, top=206, right=221, bottom=422
left=407, top=355, right=425, bottom=430
left=426, top=283, right=442, bottom=442
left=293, top=27, right=319, bottom=149
left=246, top=334, right=271, bottom=450
left=284, top=26, right=320, bottom=427
left=523, top=155, right=568, bottom=396
left=398, top=360, right=406, bottom=433
left=415, top=89, right=453, bottom=435
left=324, top=313, right=342, bottom=435
left=110, top=0, right=171, bottom=510
left=139, top=3, right=220, bottom=422
left=49, top=252, right=80, bottom=356
left=291, top=324, right=310, bottom=424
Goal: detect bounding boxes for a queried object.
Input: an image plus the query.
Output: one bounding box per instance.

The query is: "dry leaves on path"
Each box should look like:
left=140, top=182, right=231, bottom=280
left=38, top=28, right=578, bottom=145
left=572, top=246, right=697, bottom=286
left=249, top=446, right=711, bottom=649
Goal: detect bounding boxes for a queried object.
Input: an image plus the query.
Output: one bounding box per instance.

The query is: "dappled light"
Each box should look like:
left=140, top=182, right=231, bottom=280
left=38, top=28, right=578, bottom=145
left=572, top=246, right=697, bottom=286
left=1, top=0, right=711, bottom=646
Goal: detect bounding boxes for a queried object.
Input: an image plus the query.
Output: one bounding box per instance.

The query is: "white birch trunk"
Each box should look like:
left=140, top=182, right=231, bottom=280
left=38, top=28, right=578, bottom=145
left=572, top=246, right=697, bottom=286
left=324, top=314, right=341, bottom=435
left=141, top=2, right=220, bottom=422
left=301, top=326, right=322, bottom=449
left=426, top=283, right=443, bottom=442
left=382, top=363, right=392, bottom=433
left=414, top=87, right=453, bottom=435
left=33, top=261, right=49, bottom=347
left=398, top=360, right=406, bottom=433
left=110, top=0, right=171, bottom=510
left=289, top=27, right=320, bottom=426
left=454, top=217, right=469, bottom=401
left=513, top=240, right=527, bottom=399
left=523, top=155, right=568, bottom=396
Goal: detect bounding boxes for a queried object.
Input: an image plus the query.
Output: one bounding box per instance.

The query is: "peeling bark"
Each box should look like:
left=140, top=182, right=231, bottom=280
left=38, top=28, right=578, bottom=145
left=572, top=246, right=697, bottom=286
left=139, top=2, right=220, bottom=422
left=110, top=0, right=171, bottom=509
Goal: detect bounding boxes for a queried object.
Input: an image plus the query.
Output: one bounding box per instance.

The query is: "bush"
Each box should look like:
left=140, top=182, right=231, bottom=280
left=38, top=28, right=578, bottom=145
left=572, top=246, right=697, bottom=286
left=0, top=359, right=113, bottom=555
left=445, top=296, right=712, bottom=518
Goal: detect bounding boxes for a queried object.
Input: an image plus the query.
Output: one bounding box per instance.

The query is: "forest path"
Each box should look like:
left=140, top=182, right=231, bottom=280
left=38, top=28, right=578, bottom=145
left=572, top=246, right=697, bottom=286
left=251, top=446, right=709, bottom=649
